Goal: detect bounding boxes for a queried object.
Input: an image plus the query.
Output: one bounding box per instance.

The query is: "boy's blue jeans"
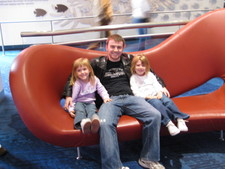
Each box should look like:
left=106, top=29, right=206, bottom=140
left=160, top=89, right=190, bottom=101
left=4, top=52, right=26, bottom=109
left=98, top=95, right=161, bottom=169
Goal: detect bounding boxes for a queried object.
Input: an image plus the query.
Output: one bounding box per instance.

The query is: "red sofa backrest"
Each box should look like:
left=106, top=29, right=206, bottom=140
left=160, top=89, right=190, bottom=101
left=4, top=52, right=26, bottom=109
left=138, top=8, right=225, bottom=97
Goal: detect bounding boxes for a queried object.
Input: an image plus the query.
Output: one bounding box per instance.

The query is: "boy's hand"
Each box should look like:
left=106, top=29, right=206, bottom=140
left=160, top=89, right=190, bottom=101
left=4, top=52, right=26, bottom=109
left=103, top=98, right=112, bottom=103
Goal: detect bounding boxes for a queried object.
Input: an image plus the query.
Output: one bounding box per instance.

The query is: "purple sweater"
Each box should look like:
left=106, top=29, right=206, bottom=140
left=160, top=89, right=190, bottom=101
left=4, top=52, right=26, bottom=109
left=72, top=76, right=109, bottom=104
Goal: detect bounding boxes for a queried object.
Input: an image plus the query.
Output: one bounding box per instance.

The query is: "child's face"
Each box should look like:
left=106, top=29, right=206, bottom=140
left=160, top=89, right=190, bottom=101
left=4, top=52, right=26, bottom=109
left=75, top=65, right=90, bottom=82
left=135, top=60, right=146, bottom=76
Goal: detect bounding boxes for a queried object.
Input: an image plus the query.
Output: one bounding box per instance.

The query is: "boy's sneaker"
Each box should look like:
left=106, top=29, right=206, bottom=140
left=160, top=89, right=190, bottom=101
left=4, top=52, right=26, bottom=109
left=121, top=167, right=130, bottom=169
left=91, top=114, right=100, bottom=134
left=177, top=118, right=188, bottom=132
left=0, top=147, right=7, bottom=156
left=81, top=118, right=91, bottom=134
left=138, top=159, right=165, bottom=169
left=166, top=121, right=180, bottom=136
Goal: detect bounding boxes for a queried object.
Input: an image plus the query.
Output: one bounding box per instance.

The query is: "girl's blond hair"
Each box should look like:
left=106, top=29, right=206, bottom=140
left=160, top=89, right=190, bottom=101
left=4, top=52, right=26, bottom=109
left=70, top=58, right=95, bottom=86
left=131, top=54, right=150, bottom=75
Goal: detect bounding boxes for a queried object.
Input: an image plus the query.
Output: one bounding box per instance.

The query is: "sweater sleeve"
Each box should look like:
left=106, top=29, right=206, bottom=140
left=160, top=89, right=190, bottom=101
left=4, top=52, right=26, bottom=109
left=130, top=75, right=145, bottom=97
left=72, top=81, right=81, bottom=104
left=148, top=72, right=164, bottom=92
left=150, top=69, right=166, bottom=87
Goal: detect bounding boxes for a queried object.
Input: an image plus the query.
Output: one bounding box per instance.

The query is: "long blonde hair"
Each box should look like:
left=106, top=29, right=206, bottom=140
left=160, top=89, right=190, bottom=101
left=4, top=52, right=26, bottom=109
left=70, top=58, right=95, bottom=86
left=130, top=54, right=150, bottom=75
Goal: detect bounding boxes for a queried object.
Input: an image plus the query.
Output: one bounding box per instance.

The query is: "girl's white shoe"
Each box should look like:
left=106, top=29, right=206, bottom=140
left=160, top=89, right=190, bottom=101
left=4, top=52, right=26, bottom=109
left=81, top=118, right=91, bottom=134
left=177, top=118, right=188, bottom=132
left=166, top=121, right=180, bottom=136
left=91, top=114, right=100, bottom=134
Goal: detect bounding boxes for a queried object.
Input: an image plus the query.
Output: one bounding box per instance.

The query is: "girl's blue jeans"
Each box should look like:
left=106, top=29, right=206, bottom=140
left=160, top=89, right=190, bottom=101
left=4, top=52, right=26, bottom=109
left=146, top=94, right=190, bottom=126
left=74, top=102, right=96, bottom=129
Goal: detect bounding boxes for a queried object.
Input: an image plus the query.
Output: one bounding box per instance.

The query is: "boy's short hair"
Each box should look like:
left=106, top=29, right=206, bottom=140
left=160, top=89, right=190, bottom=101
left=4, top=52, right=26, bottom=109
left=106, top=34, right=126, bottom=47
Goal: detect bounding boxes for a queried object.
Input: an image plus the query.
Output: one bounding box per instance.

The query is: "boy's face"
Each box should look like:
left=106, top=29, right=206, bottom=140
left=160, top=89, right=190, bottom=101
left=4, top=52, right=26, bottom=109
left=106, top=39, right=125, bottom=62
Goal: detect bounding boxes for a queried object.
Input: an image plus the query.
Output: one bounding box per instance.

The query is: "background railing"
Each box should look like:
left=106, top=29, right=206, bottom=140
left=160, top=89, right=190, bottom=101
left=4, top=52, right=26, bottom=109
left=20, top=20, right=189, bottom=45
left=0, top=9, right=220, bottom=55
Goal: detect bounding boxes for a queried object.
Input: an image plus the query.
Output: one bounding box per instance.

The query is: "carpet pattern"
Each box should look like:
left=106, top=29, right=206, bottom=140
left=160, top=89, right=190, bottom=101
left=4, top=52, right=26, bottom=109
left=0, top=49, right=225, bottom=169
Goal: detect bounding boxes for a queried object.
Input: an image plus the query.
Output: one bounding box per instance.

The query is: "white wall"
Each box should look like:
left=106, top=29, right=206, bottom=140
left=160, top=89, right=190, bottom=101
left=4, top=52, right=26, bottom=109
left=0, top=0, right=224, bottom=46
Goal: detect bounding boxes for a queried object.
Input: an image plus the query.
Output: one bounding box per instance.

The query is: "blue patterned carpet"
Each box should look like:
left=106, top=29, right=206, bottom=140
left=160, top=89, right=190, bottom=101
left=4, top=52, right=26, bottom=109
left=0, top=46, right=225, bottom=169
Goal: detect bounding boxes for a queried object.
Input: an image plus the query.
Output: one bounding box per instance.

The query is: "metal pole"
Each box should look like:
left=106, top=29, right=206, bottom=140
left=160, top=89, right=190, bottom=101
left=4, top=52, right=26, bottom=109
left=76, top=147, right=82, bottom=160
left=50, top=21, right=54, bottom=44
left=0, top=23, right=5, bottom=56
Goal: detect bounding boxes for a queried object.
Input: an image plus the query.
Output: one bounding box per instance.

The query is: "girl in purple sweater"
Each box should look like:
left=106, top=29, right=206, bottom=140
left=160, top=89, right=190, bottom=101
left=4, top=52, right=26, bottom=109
left=68, top=58, right=111, bottom=134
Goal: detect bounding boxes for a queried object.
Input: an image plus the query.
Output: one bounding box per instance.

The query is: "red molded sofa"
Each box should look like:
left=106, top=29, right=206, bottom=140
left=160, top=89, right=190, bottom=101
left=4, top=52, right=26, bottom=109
left=10, top=8, right=225, bottom=147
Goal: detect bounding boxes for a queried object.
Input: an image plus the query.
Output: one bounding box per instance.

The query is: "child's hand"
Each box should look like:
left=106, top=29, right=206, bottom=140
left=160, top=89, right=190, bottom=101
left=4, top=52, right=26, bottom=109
left=146, top=95, right=157, bottom=100
left=64, top=97, right=73, bottom=111
left=156, top=92, right=163, bottom=99
left=162, top=87, right=170, bottom=98
left=103, top=98, right=112, bottom=103
left=69, top=111, right=75, bottom=118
